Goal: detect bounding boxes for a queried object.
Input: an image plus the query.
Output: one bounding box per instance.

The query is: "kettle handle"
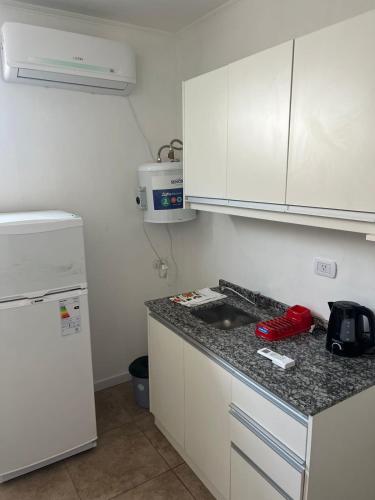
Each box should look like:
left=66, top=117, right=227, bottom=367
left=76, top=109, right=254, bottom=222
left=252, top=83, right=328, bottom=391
left=358, top=306, right=375, bottom=344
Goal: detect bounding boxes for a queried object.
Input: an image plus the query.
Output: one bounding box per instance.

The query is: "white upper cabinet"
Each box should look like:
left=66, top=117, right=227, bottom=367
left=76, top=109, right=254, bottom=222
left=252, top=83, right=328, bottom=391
left=287, top=11, right=375, bottom=212
left=183, top=10, right=375, bottom=235
left=183, top=66, right=228, bottom=199
left=227, top=41, right=293, bottom=204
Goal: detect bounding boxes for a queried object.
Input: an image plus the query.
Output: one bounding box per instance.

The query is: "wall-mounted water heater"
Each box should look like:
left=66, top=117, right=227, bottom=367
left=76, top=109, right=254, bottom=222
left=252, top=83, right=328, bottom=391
left=136, top=161, right=196, bottom=223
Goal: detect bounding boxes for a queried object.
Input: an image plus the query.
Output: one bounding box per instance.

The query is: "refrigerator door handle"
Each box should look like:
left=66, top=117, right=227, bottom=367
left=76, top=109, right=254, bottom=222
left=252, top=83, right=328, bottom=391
left=0, top=284, right=87, bottom=304
left=0, top=220, right=82, bottom=235
left=25, top=284, right=88, bottom=299
left=0, top=288, right=88, bottom=310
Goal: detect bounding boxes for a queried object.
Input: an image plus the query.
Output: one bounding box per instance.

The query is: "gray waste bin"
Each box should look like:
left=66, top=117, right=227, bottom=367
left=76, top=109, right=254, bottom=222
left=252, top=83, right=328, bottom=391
left=128, top=356, right=149, bottom=409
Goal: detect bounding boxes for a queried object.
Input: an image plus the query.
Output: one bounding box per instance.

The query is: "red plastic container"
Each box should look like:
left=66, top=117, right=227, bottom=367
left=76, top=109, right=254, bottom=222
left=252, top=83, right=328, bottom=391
left=255, top=305, right=312, bottom=341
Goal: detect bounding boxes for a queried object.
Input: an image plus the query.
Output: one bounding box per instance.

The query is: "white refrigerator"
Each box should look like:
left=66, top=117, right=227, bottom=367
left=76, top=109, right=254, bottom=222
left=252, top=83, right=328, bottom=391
left=0, top=211, right=97, bottom=482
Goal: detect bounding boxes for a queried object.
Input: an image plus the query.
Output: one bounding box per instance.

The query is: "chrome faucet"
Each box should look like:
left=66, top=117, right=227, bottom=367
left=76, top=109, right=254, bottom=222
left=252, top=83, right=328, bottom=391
left=220, top=286, right=260, bottom=306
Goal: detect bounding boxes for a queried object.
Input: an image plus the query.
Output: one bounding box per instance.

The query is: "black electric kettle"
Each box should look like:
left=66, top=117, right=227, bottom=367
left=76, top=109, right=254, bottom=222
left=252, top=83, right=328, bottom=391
left=326, top=301, right=375, bottom=357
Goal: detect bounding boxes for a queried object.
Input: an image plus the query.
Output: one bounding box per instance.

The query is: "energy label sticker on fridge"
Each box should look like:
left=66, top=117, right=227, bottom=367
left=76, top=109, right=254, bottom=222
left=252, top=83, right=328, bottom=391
left=59, top=297, right=81, bottom=336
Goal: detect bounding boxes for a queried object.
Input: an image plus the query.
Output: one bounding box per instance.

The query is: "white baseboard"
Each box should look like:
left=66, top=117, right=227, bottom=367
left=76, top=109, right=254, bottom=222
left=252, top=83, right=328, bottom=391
left=94, top=371, right=131, bottom=392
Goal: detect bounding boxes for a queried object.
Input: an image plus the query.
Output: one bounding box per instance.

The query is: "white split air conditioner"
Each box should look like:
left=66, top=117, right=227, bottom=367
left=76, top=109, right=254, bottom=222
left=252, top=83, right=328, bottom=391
left=0, top=22, right=136, bottom=95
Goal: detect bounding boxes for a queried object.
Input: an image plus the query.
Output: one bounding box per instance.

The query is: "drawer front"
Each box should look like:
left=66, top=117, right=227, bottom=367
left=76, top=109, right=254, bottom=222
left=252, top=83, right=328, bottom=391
left=231, top=445, right=287, bottom=500
left=232, top=376, right=307, bottom=459
left=230, top=407, right=304, bottom=500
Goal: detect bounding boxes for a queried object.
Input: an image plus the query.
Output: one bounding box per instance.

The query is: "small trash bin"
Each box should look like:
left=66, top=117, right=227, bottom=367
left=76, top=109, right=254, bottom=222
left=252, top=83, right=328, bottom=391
left=128, top=356, right=149, bottom=409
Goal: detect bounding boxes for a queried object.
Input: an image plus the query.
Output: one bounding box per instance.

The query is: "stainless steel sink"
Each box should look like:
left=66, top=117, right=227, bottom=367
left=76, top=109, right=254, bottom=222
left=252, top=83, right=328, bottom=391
left=191, top=303, right=260, bottom=330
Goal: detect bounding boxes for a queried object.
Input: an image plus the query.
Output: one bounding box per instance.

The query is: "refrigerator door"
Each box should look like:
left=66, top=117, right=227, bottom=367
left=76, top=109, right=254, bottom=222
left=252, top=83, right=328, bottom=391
left=0, top=289, right=97, bottom=480
left=0, top=211, right=87, bottom=301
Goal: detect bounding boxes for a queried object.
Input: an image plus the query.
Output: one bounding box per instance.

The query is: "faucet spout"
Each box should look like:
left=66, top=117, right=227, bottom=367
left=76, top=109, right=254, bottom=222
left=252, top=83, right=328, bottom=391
left=220, top=286, right=260, bottom=306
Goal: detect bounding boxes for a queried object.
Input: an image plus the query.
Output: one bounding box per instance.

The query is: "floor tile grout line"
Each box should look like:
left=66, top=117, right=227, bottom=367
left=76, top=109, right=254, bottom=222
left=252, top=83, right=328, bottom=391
left=95, top=385, right=177, bottom=498
left=98, top=414, right=154, bottom=440
left=97, top=420, right=143, bottom=439
left=140, top=425, right=186, bottom=470
left=170, top=466, right=197, bottom=500
left=63, top=462, right=83, bottom=500
left=96, top=406, right=149, bottom=437
left=95, top=384, right=196, bottom=499
left=63, top=427, right=171, bottom=500
left=107, top=469, right=174, bottom=500
left=104, top=421, right=175, bottom=500
left=133, top=412, right=186, bottom=470
left=140, top=428, right=173, bottom=470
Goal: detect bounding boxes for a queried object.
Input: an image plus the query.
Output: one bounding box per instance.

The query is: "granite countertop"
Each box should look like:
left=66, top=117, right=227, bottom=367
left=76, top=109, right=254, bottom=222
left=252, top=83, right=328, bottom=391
left=145, top=280, right=375, bottom=418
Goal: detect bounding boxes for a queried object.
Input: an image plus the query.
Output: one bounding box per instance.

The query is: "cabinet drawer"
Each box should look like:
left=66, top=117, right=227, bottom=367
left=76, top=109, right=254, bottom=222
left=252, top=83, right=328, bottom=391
left=232, top=377, right=307, bottom=459
left=231, top=445, right=286, bottom=500
left=230, top=406, right=304, bottom=500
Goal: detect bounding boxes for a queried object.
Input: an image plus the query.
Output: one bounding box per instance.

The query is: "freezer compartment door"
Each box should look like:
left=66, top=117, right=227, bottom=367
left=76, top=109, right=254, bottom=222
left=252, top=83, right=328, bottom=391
left=0, top=289, right=97, bottom=476
left=0, top=225, right=87, bottom=301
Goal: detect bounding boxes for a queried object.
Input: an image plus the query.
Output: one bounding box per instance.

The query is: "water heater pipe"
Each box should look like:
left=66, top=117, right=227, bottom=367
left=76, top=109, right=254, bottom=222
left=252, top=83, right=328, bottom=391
left=157, top=138, right=183, bottom=162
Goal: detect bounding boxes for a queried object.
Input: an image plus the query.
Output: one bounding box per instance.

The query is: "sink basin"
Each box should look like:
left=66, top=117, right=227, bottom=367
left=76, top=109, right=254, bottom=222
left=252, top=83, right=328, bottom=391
left=191, top=303, right=260, bottom=330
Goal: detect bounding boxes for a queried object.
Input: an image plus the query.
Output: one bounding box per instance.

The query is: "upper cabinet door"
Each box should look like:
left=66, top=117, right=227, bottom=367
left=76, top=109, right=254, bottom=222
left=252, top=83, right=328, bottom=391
left=227, top=41, right=293, bottom=204
left=287, top=11, right=375, bottom=212
left=183, top=67, right=228, bottom=199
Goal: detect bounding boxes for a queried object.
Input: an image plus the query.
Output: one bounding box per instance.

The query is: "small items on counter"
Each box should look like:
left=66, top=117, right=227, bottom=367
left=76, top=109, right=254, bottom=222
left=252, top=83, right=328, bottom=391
left=255, top=305, right=312, bottom=341
left=169, top=287, right=226, bottom=307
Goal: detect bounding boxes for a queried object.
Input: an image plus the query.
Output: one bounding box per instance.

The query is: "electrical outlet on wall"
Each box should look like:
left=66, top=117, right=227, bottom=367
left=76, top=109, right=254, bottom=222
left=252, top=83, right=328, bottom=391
left=153, top=258, right=169, bottom=279
left=314, top=257, right=337, bottom=279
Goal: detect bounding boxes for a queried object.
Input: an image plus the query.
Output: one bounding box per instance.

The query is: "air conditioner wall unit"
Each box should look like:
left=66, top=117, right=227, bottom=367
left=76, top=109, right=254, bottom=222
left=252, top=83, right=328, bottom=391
left=0, top=22, right=136, bottom=95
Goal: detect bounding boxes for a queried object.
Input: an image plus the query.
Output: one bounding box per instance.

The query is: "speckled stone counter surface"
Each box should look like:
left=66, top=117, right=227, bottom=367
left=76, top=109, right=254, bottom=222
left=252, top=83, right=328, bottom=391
left=145, top=280, right=375, bottom=418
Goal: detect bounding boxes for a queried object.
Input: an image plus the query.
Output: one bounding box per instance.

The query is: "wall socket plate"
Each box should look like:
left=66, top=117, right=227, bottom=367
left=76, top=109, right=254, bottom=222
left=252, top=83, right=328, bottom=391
left=314, top=257, right=337, bottom=279
left=153, top=258, right=169, bottom=279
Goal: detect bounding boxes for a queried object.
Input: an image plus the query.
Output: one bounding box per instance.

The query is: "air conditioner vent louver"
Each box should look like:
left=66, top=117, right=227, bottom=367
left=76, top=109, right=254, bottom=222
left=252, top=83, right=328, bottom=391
left=1, top=23, right=136, bottom=96
left=17, top=68, right=129, bottom=91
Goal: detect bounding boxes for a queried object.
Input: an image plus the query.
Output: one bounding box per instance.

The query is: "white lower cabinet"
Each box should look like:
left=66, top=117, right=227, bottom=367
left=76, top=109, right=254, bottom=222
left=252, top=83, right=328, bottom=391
left=232, top=377, right=307, bottom=459
left=148, top=316, right=184, bottom=448
left=148, top=314, right=375, bottom=500
left=184, top=342, right=231, bottom=499
left=231, top=446, right=284, bottom=500
left=148, top=314, right=298, bottom=500
left=230, top=407, right=304, bottom=499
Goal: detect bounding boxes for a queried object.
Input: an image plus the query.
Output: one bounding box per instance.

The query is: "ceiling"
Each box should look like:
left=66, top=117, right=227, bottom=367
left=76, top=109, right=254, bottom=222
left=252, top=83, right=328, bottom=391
left=18, top=0, right=229, bottom=31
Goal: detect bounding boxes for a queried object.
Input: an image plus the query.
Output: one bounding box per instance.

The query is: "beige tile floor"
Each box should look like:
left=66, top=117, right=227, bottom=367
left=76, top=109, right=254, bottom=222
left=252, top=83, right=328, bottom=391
left=0, top=382, right=214, bottom=500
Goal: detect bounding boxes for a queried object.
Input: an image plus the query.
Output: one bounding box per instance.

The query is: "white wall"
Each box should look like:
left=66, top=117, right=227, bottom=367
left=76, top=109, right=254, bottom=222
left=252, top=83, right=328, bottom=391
left=177, top=0, right=375, bottom=80
left=0, top=1, right=183, bottom=388
left=3, top=0, right=375, bottom=388
left=175, top=0, right=375, bottom=318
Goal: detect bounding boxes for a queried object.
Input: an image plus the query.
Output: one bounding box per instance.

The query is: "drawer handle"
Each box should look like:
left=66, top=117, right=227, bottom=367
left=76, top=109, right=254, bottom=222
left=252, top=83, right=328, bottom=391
left=232, top=443, right=292, bottom=500
left=230, top=403, right=305, bottom=473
